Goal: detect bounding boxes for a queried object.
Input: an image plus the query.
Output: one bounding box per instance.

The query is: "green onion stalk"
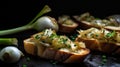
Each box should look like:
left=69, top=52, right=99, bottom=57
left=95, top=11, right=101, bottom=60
left=0, top=5, right=58, bottom=36
left=0, top=38, right=18, bottom=46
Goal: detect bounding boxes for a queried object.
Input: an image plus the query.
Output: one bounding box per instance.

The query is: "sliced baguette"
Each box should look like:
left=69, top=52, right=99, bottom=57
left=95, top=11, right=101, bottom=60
left=58, top=15, right=78, bottom=33
left=73, top=13, right=120, bottom=32
left=104, top=26, right=120, bottom=32
left=75, top=20, right=120, bottom=32
left=63, top=48, right=90, bottom=63
left=75, top=28, right=120, bottom=55
left=23, top=38, right=37, bottom=55
left=23, top=37, right=90, bottom=63
left=76, top=37, right=120, bottom=54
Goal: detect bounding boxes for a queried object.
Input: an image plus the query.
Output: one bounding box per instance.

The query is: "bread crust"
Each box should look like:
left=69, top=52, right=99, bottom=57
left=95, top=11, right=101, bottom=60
left=73, top=13, right=120, bottom=32
left=23, top=38, right=37, bottom=55
left=76, top=34, right=120, bottom=55
left=23, top=38, right=90, bottom=63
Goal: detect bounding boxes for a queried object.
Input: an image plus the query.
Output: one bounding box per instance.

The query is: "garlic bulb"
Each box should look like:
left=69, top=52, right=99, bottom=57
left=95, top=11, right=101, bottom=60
left=0, top=46, right=24, bottom=63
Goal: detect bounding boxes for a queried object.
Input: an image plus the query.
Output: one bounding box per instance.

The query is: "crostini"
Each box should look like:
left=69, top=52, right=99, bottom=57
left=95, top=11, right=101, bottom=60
left=73, top=12, right=120, bottom=32
left=75, top=28, right=120, bottom=55
left=23, top=29, right=90, bottom=63
left=58, top=15, right=78, bottom=33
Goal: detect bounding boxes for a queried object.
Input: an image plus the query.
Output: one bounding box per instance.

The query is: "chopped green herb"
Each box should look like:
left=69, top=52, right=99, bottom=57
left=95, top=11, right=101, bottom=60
left=69, top=34, right=78, bottom=41
left=67, top=45, right=71, bottom=48
left=102, top=59, right=107, bottom=62
left=102, top=55, right=106, bottom=58
left=63, top=38, right=68, bottom=44
left=35, top=35, right=40, bottom=39
left=22, top=64, right=27, bottom=67
left=26, top=57, right=30, bottom=62
left=101, top=62, right=106, bottom=66
left=50, top=60, right=58, bottom=65
left=52, top=61, right=57, bottom=65
left=106, top=30, right=115, bottom=38
left=49, top=34, right=56, bottom=39
left=58, top=37, right=68, bottom=44
left=96, top=34, right=99, bottom=37
left=101, top=55, right=107, bottom=66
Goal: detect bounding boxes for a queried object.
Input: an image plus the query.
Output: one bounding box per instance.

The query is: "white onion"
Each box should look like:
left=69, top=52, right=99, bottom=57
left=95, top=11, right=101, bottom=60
left=33, top=16, right=59, bottom=32
left=0, top=46, right=24, bottom=63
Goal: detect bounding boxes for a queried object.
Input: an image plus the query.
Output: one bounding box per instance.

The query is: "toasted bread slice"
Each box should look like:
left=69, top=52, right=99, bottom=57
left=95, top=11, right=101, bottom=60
left=23, top=29, right=90, bottom=63
left=42, top=48, right=57, bottom=60
left=76, top=28, right=120, bottom=55
left=104, top=26, right=120, bottom=32
left=73, top=13, right=120, bottom=32
left=24, top=38, right=90, bottom=63
left=58, top=15, right=78, bottom=33
left=63, top=48, right=90, bottom=63
left=23, top=38, right=37, bottom=55
left=76, top=37, right=120, bottom=54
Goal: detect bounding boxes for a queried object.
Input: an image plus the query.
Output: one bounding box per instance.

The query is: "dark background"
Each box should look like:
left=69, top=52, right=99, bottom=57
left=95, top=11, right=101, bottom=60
left=0, top=0, right=120, bottom=30
left=0, top=0, right=120, bottom=67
